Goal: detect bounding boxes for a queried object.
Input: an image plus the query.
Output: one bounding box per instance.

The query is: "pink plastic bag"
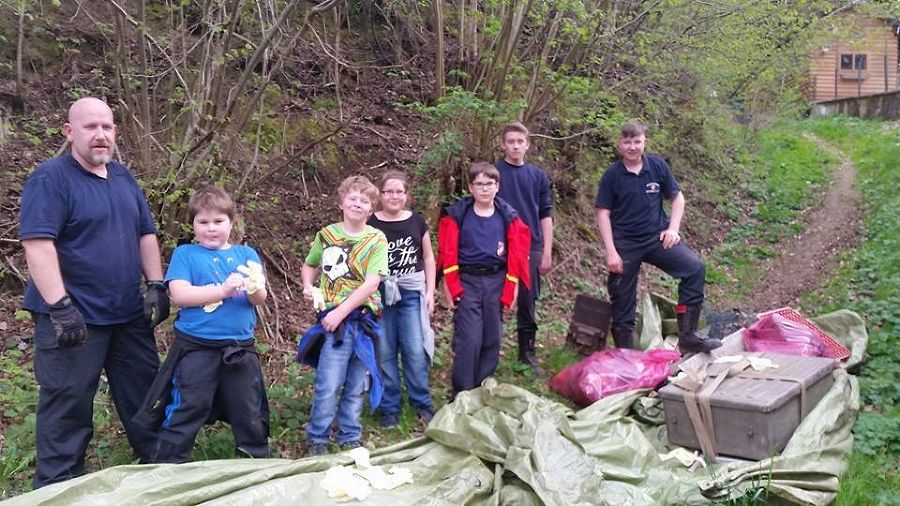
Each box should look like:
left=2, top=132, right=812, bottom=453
left=549, top=348, right=681, bottom=407
left=742, top=313, right=828, bottom=357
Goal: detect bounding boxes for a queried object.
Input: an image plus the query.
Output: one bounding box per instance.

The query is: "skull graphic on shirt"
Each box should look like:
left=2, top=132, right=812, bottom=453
left=322, top=244, right=352, bottom=282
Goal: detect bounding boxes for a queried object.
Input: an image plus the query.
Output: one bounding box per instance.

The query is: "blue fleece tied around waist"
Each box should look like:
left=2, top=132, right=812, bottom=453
left=296, top=308, right=384, bottom=411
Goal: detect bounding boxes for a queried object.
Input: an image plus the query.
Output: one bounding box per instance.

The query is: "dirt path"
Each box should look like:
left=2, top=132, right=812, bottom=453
left=738, top=135, right=861, bottom=312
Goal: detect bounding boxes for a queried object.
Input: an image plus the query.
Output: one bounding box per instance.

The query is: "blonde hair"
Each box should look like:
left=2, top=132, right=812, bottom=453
left=501, top=121, right=529, bottom=140
left=337, top=175, right=379, bottom=204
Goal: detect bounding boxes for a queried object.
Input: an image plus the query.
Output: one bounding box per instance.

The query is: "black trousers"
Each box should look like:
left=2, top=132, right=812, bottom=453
left=608, top=234, right=705, bottom=332
left=451, top=271, right=505, bottom=395
left=150, top=333, right=270, bottom=463
left=515, top=252, right=541, bottom=337
left=32, top=313, right=159, bottom=488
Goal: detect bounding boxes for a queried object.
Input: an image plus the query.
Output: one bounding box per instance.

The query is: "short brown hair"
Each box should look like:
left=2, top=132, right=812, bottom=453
left=337, top=175, right=379, bottom=204
left=621, top=121, right=649, bottom=138
left=378, top=170, right=409, bottom=192
left=468, top=161, right=499, bottom=183
left=377, top=170, right=413, bottom=210
left=500, top=121, right=529, bottom=141
left=188, top=185, right=235, bottom=222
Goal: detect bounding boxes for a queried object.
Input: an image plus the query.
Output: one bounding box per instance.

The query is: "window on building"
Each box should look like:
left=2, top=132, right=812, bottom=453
left=840, top=53, right=867, bottom=70
left=841, top=54, right=852, bottom=69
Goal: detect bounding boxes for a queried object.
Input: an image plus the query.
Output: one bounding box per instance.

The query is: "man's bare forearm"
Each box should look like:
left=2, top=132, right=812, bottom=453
left=22, top=239, right=66, bottom=304
left=139, top=234, right=164, bottom=280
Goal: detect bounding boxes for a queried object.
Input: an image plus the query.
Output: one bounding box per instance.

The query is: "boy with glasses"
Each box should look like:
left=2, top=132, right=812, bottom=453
left=437, top=162, right=531, bottom=399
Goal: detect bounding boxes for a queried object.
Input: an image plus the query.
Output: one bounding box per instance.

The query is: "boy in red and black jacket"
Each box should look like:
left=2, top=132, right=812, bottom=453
left=437, top=162, right=531, bottom=399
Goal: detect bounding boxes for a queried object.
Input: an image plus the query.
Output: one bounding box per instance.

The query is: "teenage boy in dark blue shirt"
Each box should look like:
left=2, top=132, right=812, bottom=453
left=595, top=121, right=722, bottom=354
left=19, top=97, right=169, bottom=487
left=495, top=122, right=553, bottom=375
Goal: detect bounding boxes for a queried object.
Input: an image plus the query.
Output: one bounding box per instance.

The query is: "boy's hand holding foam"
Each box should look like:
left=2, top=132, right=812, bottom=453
left=303, top=284, right=327, bottom=312
left=237, top=260, right=266, bottom=294
left=311, top=287, right=327, bottom=312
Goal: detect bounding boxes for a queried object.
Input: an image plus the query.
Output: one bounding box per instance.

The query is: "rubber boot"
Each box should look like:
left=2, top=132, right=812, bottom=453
left=518, top=332, right=545, bottom=377
left=610, top=326, right=634, bottom=349
left=676, top=304, right=722, bottom=354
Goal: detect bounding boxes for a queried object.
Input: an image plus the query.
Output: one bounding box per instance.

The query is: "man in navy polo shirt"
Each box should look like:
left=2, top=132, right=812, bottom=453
left=495, top=122, right=553, bottom=376
left=19, top=97, right=170, bottom=488
left=595, top=121, right=721, bottom=354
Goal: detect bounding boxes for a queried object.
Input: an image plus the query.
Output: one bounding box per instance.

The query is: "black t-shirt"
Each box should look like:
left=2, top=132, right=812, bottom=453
left=367, top=212, right=429, bottom=275
left=458, top=207, right=506, bottom=267
left=594, top=154, right=681, bottom=240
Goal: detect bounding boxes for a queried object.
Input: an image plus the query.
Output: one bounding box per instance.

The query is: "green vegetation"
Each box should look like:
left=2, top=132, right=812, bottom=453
left=706, top=125, right=836, bottom=298
left=1, top=0, right=898, bottom=500
left=690, top=117, right=899, bottom=504
left=799, top=117, right=900, bottom=505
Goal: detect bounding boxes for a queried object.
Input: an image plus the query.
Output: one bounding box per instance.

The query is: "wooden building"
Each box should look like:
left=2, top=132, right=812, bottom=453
left=809, top=14, right=900, bottom=103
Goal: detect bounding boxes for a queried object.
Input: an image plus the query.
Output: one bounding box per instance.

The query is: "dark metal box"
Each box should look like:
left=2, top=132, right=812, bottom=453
left=565, top=294, right=611, bottom=356
left=659, top=352, right=836, bottom=460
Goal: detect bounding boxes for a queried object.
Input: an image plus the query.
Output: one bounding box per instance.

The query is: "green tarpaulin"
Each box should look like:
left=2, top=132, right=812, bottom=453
left=2, top=307, right=866, bottom=506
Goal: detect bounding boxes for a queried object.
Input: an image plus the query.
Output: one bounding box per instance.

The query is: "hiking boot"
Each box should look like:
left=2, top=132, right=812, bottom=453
left=517, top=332, right=545, bottom=377
left=340, top=441, right=361, bottom=451
left=380, top=412, right=399, bottom=428
left=677, top=304, right=722, bottom=354
left=306, top=441, right=328, bottom=457
left=416, top=406, right=435, bottom=423
left=610, top=326, right=634, bottom=349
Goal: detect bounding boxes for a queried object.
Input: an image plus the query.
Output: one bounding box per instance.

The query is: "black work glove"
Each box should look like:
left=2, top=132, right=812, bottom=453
left=143, top=280, right=170, bottom=329
left=48, top=295, right=87, bottom=347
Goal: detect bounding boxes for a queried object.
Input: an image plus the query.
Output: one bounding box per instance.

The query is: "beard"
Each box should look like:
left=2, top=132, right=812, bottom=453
left=77, top=143, right=115, bottom=168
left=87, top=152, right=112, bottom=166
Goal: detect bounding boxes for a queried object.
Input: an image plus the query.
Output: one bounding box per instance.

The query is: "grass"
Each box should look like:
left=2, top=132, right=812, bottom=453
left=797, top=116, right=900, bottom=505
left=0, top=268, right=594, bottom=499
left=2, top=117, right=896, bottom=503
left=694, top=116, right=899, bottom=504
left=704, top=124, right=836, bottom=299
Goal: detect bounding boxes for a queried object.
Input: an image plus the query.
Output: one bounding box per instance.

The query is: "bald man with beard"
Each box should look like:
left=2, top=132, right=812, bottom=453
left=19, top=97, right=169, bottom=488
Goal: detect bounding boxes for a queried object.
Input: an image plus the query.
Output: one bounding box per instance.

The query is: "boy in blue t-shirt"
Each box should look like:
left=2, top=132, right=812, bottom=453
left=138, top=186, right=270, bottom=462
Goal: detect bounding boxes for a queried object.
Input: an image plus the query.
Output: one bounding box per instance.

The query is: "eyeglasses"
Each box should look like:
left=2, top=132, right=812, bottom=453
left=471, top=181, right=497, bottom=189
left=381, top=190, right=406, bottom=196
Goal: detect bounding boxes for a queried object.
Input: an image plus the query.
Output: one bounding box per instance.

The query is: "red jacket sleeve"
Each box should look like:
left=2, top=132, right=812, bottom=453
left=500, top=217, right=531, bottom=308
left=437, top=215, right=463, bottom=300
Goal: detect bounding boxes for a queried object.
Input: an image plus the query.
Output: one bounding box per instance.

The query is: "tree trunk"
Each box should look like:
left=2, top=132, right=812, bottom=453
left=433, top=0, right=445, bottom=101
left=15, top=2, right=26, bottom=100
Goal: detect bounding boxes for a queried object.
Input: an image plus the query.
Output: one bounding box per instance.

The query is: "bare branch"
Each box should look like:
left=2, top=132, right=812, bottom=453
left=98, top=0, right=191, bottom=95
left=530, top=126, right=606, bottom=142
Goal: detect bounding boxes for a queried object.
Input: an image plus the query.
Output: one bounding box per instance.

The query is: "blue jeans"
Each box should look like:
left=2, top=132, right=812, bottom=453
left=378, top=288, right=433, bottom=414
left=306, top=332, right=368, bottom=444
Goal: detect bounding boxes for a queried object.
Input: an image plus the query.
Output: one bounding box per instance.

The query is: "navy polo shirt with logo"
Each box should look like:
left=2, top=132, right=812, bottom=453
left=594, top=154, right=681, bottom=241
left=19, top=154, right=158, bottom=325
